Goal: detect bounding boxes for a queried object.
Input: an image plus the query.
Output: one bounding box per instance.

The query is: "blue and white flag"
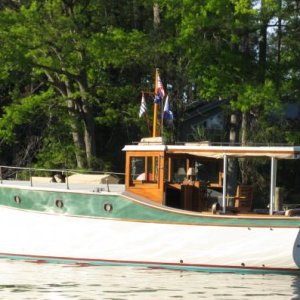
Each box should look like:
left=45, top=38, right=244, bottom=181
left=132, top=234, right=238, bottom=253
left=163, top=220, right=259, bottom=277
left=163, top=95, right=173, bottom=125
left=139, top=93, right=147, bottom=117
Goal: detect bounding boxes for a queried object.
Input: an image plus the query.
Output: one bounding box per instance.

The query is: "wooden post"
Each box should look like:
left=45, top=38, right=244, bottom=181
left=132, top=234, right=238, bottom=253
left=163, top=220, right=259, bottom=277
left=152, top=69, right=159, bottom=181
left=152, top=68, right=159, bottom=137
left=222, top=155, right=227, bottom=214
left=153, top=103, right=158, bottom=137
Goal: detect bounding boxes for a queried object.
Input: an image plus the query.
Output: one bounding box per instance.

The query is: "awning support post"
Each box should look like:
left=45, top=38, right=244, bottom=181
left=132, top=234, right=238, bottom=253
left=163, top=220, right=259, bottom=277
left=222, top=154, right=227, bottom=214
left=269, top=157, right=277, bottom=215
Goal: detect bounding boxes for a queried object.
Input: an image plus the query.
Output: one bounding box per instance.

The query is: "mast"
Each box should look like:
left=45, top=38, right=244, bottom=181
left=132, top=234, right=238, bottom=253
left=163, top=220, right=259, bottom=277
left=153, top=68, right=159, bottom=137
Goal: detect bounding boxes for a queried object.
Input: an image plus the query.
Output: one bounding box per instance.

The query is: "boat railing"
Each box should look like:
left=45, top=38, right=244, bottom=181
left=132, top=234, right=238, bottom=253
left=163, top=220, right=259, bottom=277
left=0, top=165, right=125, bottom=193
left=131, top=140, right=294, bottom=147
left=175, top=141, right=295, bottom=147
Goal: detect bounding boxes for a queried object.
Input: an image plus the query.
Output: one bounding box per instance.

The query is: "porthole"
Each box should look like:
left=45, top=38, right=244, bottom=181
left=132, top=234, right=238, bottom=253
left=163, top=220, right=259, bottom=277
left=55, top=200, right=64, bottom=209
left=104, top=203, right=113, bottom=212
left=14, top=196, right=21, bottom=204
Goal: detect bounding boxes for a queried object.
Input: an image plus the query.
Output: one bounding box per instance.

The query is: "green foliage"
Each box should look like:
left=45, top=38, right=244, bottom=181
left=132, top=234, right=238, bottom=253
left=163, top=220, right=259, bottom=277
left=0, top=89, right=55, bottom=143
left=0, top=0, right=299, bottom=170
left=233, top=80, right=282, bottom=114
left=285, top=132, right=300, bottom=145
left=191, top=125, right=207, bottom=142
left=34, top=136, right=76, bottom=170
left=249, top=122, right=287, bottom=145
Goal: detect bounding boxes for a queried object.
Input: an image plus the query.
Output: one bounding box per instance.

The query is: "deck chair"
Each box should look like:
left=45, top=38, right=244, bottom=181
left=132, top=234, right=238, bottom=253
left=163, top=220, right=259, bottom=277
left=234, top=185, right=253, bottom=213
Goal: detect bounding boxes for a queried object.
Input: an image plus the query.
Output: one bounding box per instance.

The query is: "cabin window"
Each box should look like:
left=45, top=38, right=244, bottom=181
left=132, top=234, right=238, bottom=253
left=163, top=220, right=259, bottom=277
left=167, top=155, right=222, bottom=187
left=171, top=158, right=187, bottom=183
left=131, top=157, right=145, bottom=180
left=130, top=156, right=158, bottom=183
left=195, top=160, right=220, bottom=183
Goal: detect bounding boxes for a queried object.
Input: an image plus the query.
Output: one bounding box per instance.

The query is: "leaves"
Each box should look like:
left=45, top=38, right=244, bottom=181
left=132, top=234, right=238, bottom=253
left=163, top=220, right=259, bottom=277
left=0, top=0, right=299, bottom=168
left=233, top=80, right=281, bottom=114
left=0, top=89, right=55, bottom=143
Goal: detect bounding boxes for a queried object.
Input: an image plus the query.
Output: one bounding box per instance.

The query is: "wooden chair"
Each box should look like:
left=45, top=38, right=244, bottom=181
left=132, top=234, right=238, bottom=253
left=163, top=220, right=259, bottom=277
left=234, top=185, right=253, bottom=213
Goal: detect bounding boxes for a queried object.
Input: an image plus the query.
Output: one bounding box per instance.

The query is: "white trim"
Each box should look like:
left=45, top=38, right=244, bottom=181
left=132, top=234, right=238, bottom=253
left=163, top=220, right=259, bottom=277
left=123, top=144, right=300, bottom=159
left=122, top=145, right=166, bottom=151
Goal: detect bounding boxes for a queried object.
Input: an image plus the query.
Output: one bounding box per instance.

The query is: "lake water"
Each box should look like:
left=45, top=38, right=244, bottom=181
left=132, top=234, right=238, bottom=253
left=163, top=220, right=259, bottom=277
left=0, top=259, right=300, bottom=299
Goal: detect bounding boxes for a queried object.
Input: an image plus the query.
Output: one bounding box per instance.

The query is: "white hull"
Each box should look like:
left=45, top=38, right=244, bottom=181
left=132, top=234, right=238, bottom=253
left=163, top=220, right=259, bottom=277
left=1, top=206, right=299, bottom=272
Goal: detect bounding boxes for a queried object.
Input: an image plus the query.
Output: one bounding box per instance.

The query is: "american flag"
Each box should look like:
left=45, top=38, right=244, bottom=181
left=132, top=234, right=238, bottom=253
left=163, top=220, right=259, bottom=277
left=157, top=74, right=165, bottom=98
left=139, top=93, right=147, bottom=117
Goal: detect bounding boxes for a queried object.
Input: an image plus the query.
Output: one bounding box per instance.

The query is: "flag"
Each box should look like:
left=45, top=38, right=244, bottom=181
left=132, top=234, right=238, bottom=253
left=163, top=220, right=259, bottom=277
left=139, top=93, right=147, bottom=117
left=163, top=95, right=173, bottom=126
left=154, top=72, right=165, bottom=104
left=157, top=73, right=165, bottom=98
left=154, top=94, right=161, bottom=104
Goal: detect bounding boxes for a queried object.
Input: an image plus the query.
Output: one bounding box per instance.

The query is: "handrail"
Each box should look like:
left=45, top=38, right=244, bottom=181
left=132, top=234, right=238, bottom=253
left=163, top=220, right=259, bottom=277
left=175, top=141, right=296, bottom=147
left=0, top=165, right=125, bottom=176
left=0, top=165, right=125, bottom=192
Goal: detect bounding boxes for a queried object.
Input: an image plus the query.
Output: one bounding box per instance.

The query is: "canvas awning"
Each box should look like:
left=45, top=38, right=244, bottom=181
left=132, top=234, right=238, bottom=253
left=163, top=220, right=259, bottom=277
left=166, top=145, right=300, bottom=159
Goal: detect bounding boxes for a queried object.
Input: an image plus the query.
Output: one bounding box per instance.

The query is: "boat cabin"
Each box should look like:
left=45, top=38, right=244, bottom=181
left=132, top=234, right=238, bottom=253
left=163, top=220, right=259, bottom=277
left=123, top=137, right=300, bottom=215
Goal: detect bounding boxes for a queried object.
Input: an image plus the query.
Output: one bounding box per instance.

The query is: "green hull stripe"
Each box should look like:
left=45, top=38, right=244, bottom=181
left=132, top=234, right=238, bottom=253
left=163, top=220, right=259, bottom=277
left=0, top=186, right=300, bottom=227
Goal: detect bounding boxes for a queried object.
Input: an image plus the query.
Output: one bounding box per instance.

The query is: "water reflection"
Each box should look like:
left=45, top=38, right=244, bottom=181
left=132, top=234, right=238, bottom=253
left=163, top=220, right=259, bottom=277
left=0, top=259, right=300, bottom=299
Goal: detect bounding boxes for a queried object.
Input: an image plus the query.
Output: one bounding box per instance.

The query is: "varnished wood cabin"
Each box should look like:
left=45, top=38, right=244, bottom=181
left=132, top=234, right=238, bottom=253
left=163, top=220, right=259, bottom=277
left=123, top=137, right=224, bottom=212
left=123, top=137, right=300, bottom=214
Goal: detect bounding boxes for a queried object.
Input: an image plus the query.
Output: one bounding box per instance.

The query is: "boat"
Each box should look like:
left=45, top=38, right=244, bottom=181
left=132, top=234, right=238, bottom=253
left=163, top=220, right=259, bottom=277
left=1, top=68, right=300, bottom=274
left=1, top=137, right=300, bottom=275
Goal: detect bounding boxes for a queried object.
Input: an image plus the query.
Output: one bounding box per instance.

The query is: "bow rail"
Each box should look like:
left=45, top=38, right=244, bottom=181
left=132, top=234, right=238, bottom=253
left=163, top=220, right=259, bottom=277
left=0, top=165, right=125, bottom=193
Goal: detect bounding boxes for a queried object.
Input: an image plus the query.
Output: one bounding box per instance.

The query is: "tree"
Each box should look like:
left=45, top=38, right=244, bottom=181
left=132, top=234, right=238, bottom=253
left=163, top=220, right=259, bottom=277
left=0, top=0, right=154, bottom=169
left=0, top=0, right=299, bottom=179
left=156, top=0, right=292, bottom=194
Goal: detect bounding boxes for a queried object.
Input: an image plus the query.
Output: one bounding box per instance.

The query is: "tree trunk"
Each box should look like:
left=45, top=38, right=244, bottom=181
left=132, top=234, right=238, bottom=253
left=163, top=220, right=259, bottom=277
left=78, top=76, right=96, bottom=169
left=153, top=3, right=160, bottom=30
left=241, top=112, right=248, bottom=146
left=239, top=112, right=249, bottom=184
left=276, top=0, right=282, bottom=89
left=65, top=80, right=87, bottom=168
left=227, top=112, right=239, bottom=196
left=45, top=71, right=87, bottom=168
left=258, top=0, right=268, bottom=83
left=82, top=104, right=96, bottom=168
left=67, top=100, right=87, bottom=168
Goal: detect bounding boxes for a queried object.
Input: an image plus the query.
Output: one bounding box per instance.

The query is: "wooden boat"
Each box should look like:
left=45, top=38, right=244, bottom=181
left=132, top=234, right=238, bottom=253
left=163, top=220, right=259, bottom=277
left=1, top=137, right=300, bottom=274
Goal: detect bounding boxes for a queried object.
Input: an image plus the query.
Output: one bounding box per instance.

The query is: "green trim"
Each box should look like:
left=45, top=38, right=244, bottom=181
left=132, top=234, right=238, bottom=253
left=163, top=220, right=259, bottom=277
left=1, top=186, right=300, bottom=227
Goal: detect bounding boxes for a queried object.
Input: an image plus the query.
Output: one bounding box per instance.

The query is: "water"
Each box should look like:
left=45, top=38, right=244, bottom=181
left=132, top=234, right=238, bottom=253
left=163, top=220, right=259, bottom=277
left=0, top=259, right=300, bottom=299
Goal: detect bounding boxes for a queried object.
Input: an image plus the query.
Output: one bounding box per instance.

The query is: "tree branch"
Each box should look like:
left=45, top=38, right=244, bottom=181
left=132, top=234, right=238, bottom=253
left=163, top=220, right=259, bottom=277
left=32, top=62, right=80, bottom=81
